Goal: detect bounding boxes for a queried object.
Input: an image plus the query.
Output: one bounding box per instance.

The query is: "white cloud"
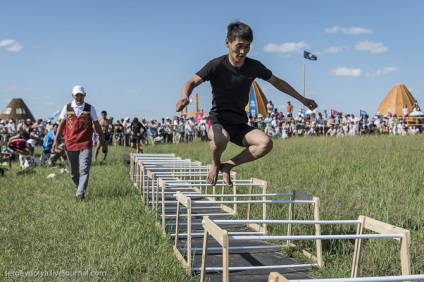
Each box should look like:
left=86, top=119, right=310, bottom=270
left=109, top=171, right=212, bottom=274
left=0, top=39, right=23, bottom=52
left=0, top=39, right=15, bottom=47
left=6, top=43, right=23, bottom=52
left=263, top=41, right=309, bottom=54
left=4, top=84, right=30, bottom=92
left=26, top=95, right=37, bottom=100
left=326, top=46, right=346, bottom=53
left=366, top=66, right=399, bottom=77
left=331, top=67, right=363, bottom=77
left=325, top=26, right=372, bottom=35
left=355, top=41, right=388, bottom=54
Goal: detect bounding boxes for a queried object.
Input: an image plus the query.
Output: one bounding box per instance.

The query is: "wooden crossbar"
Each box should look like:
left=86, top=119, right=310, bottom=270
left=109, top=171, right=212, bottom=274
left=200, top=215, right=411, bottom=282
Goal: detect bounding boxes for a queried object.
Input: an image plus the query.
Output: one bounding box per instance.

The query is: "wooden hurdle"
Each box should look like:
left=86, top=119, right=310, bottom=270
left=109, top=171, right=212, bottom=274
left=137, top=159, right=195, bottom=194
left=130, top=154, right=415, bottom=282
left=129, top=153, right=177, bottom=187
left=129, top=153, right=175, bottom=180
left=268, top=273, right=424, bottom=282
left=172, top=178, right=269, bottom=272
left=136, top=158, right=198, bottom=198
left=199, top=215, right=412, bottom=282
left=146, top=170, right=237, bottom=228
left=170, top=184, right=320, bottom=274
left=351, top=215, right=411, bottom=277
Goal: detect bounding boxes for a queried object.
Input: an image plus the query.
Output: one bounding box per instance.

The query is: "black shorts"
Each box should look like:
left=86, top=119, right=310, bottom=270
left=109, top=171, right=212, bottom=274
left=211, top=121, right=255, bottom=147
left=130, top=135, right=140, bottom=144
left=105, top=133, right=112, bottom=142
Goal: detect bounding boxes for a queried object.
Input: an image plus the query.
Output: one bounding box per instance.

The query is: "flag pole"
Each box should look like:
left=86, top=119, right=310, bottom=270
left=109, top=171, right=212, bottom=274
left=302, top=63, right=306, bottom=110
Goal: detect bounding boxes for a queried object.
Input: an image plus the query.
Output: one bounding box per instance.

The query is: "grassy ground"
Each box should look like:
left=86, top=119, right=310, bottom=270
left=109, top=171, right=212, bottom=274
left=0, top=147, right=193, bottom=281
left=2, top=134, right=424, bottom=280
left=144, top=135, right=424, bottom=278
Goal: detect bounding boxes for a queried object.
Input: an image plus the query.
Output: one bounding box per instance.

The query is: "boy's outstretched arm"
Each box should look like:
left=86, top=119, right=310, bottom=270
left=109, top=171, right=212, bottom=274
left=176, top=75, right=204, bottom=112
left=267, top=75, right=318, bottom=110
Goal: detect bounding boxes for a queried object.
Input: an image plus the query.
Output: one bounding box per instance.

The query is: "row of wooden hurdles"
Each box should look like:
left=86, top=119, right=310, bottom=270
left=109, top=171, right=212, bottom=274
left=129, top=153, right=424, bottom=282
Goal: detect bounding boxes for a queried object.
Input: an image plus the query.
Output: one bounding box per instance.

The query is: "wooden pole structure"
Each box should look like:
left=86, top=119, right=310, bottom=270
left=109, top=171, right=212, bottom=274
left=302, top=63, right=306, bottom=110
left=195, top=93, right=199, bottom=113
left=182, top=93, right=204, bottom=118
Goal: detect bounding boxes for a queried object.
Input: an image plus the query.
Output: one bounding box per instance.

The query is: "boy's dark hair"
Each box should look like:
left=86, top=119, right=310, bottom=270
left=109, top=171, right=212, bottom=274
left=227, top=21, right=253, bottom=43
left=20, top=131, right=30, bottom=140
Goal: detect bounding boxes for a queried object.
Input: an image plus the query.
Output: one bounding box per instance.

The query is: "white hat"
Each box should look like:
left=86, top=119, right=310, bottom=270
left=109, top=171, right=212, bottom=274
left=0, top=120, right=4, bottom=124
left=125, top=117, right=130, bottom=121
left=72, top=85, right=86, bottom=95
left=27, top=139, right=36, bottom=148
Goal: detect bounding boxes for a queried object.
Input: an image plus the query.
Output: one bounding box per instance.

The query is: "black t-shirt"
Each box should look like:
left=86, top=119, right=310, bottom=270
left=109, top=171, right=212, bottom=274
left=196, top=55, right=272, bottom=125
left=130, top=122, right=146, bottom=136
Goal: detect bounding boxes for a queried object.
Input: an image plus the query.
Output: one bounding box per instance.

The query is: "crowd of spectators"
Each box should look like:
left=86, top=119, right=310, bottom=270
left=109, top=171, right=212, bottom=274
left=0, top=114, right=211, bottom=168
left=0, top=117, right=69, bottom=169
left=105, top=108, right=424, bottom=151
left=2, top=103, right=423, bottom=169
left=110, top=115, right=209, bottom=148
left=0, top=118, right=56, bottom=168
left=249, top=106, right=424, bottom=139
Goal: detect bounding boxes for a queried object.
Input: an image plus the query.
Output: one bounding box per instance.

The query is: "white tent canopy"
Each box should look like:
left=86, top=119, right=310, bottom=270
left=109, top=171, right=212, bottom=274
left=409, top=110, right=424, bottom=117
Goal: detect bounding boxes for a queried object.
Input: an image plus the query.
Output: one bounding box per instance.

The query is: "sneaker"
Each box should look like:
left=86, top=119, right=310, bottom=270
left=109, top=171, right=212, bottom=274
left=48, top=156, right=56, bottom=166
left=76, top=194, right=85, bottom=201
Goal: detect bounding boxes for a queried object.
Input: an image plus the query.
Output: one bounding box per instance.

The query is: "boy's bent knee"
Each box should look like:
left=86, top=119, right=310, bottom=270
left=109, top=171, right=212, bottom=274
left=210, top=138, right=228, bottom=151
left=263, top=137, right=273, bottom=153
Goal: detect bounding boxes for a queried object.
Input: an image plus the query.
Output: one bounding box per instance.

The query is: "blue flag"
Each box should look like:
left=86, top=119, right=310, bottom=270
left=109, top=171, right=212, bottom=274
left=304, top=50, right=317, bottom=61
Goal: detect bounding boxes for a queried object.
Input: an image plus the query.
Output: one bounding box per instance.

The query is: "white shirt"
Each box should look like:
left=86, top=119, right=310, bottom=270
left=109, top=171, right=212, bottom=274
left=58, top=100, right=98, bottom=121
left=403, top=107, right=409, bottom=116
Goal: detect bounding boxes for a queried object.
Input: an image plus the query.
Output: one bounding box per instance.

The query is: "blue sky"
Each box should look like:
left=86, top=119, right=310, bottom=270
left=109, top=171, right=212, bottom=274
left=1, top=0, right=423, bottom=121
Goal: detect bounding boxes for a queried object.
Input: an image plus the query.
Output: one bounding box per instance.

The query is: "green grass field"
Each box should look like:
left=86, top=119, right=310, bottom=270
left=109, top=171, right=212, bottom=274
left=143, top=135, right=424, bottom=278
left=0, top=147, right=193, bottom=282
left=1, top=135, right=423, bottom=280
